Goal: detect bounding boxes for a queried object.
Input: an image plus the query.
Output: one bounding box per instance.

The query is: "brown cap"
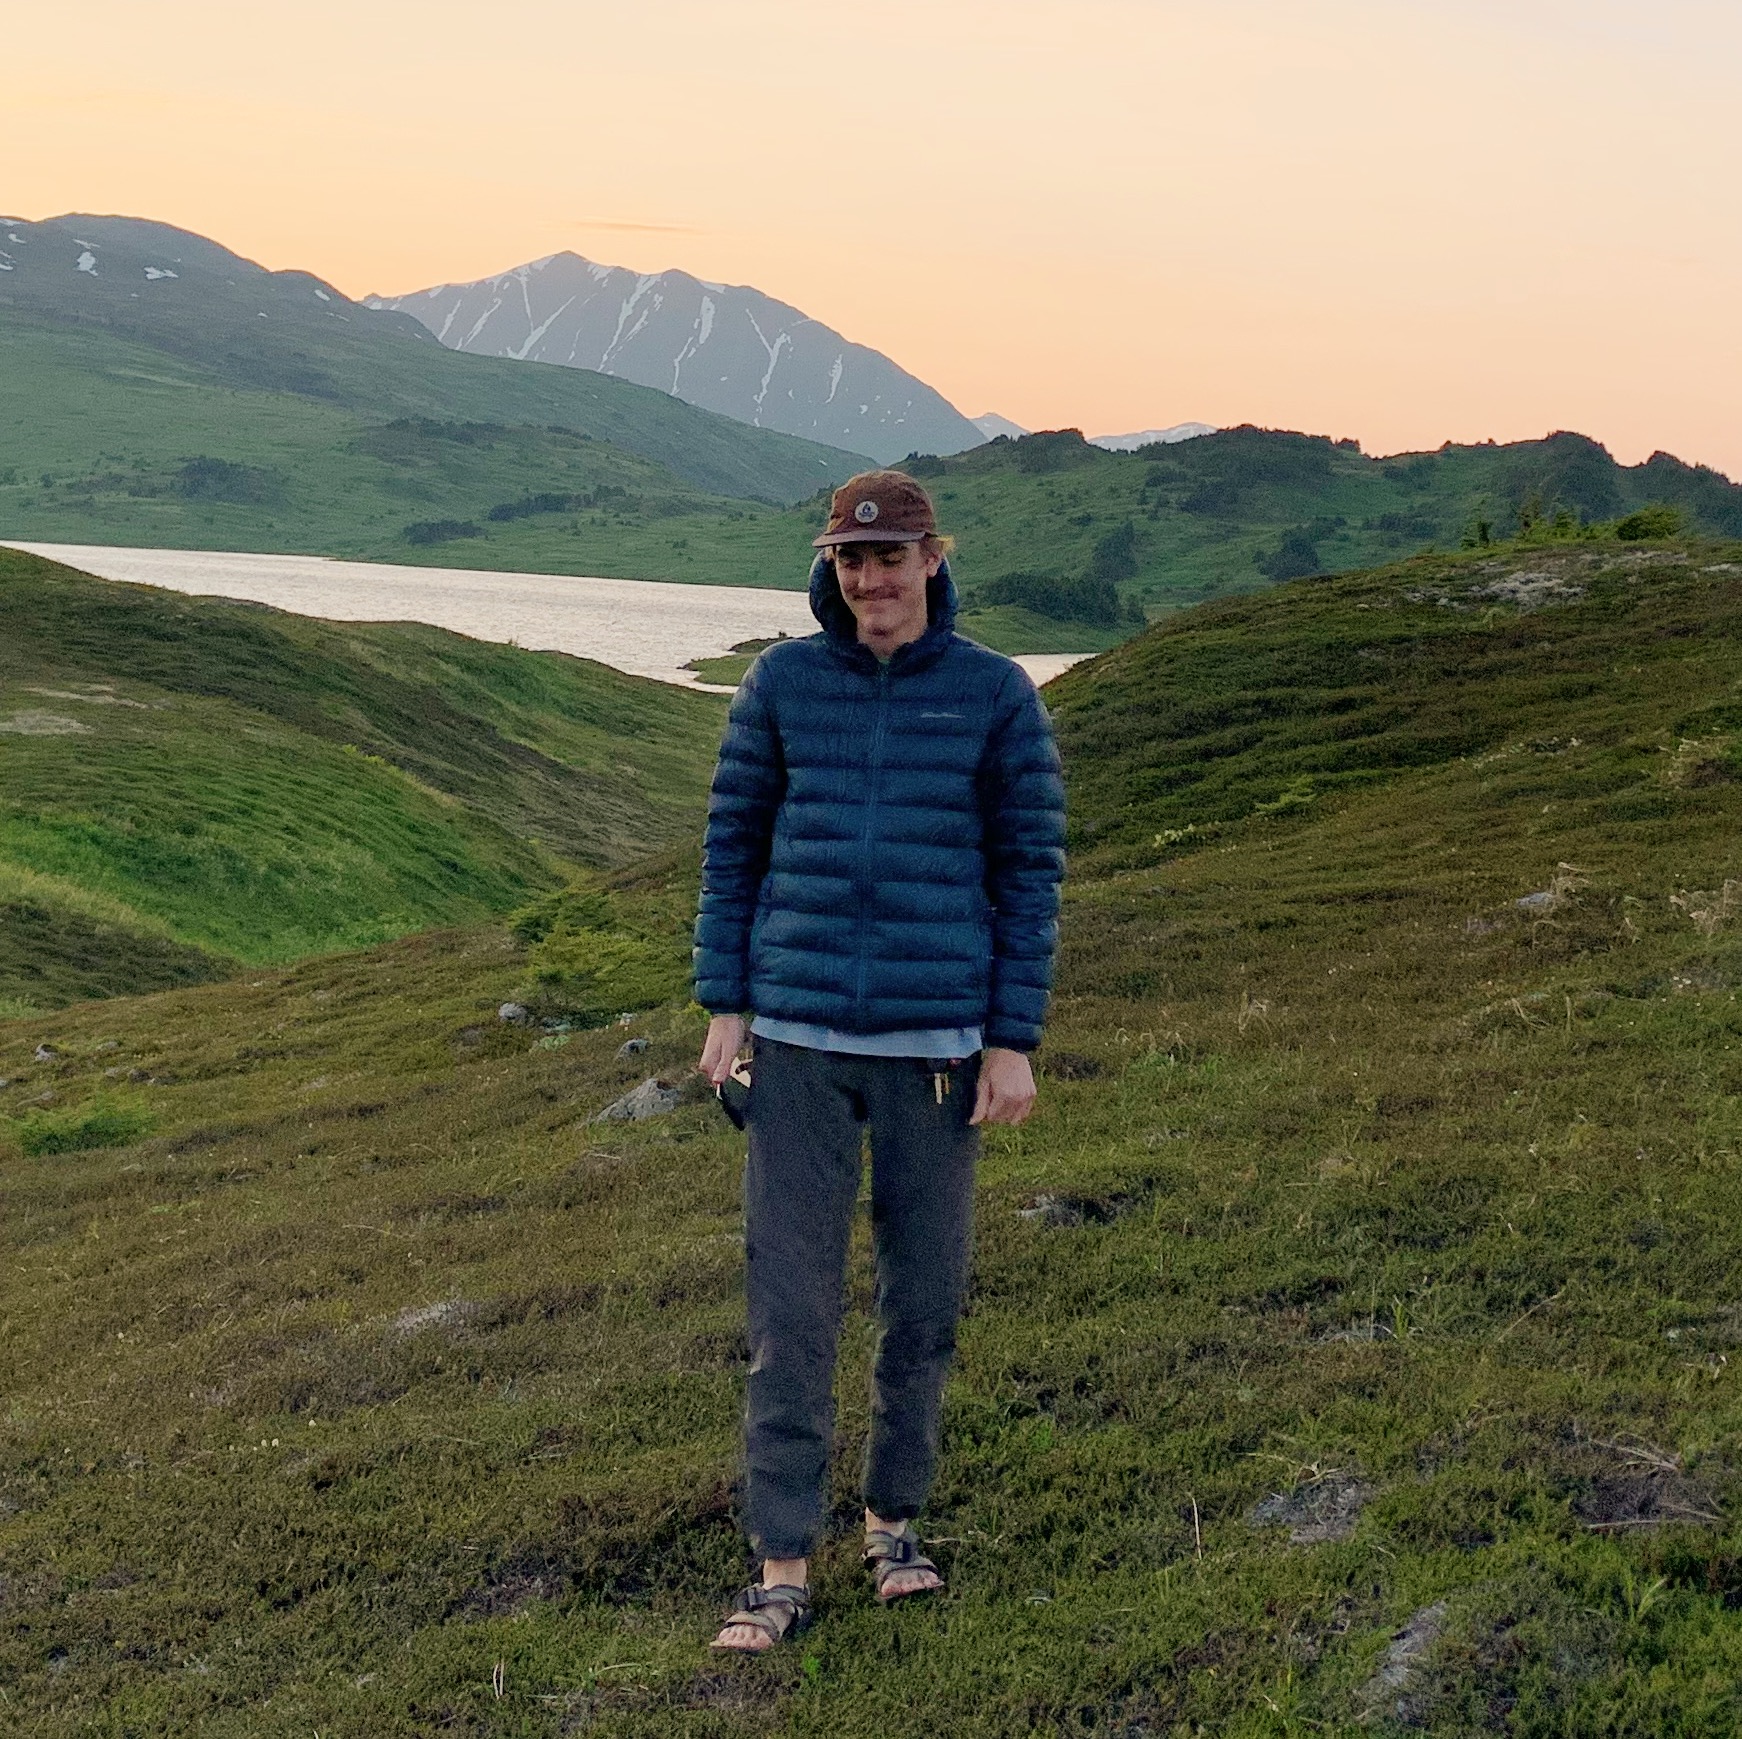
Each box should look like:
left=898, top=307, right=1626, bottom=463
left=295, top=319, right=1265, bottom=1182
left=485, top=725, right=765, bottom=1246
left=812, top=469, right=937, bottom=548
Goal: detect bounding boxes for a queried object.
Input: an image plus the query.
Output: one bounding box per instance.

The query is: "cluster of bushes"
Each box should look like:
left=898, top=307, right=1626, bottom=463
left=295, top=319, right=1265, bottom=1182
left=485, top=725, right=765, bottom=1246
left=509, top=882, right=689, bottom=1026
left=485, top=484, right=634, bottom=523
left=968, top=519, right=1147, bottom=626
left=1178, top=427, right=1339, bottom=516
left=972, top=571, right=1138, bottom=627
left=402, top=519, right=483, bottom=546
left=1254, top=517, right=1346, bottom=582
left=174, top=457, right=282, bottom=505
left=1255, top=528, right=1326, bottom=582
left=354, top=419, right=507, bottom=461
left=1365, top=511, right=1439, bottom=541
left=1615, top=504, right=1684, bottom=541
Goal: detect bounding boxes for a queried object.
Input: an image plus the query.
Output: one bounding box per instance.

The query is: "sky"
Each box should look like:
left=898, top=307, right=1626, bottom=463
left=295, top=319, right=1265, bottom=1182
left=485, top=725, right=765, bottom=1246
left=6, top=0, right=1740, bottom=474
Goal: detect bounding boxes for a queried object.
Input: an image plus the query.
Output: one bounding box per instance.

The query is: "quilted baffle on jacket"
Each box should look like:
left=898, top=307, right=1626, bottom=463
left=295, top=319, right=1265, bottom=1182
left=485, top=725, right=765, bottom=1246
left=692, top=555, right=1066, bottom=1051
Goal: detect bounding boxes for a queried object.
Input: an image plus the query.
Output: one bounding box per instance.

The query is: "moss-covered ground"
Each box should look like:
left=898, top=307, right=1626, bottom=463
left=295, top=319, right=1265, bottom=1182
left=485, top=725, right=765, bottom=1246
left=2, top=540, right=1741, bottom=1733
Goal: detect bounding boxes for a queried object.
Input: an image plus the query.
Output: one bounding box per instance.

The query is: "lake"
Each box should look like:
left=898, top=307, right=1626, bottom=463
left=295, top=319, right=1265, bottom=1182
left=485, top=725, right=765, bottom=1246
left=5, top=543, right=1091, bottom=691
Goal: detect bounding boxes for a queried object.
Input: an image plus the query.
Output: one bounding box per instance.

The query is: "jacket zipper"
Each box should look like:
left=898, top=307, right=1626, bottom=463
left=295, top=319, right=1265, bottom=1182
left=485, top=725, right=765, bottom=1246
left=854, top=660, right=891, bottom=1022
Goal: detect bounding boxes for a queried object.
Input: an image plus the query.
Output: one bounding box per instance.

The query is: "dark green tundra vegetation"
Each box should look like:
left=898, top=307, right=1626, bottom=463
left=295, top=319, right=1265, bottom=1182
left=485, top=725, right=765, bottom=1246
left=3, top=535, right=1742, bottom=1734
left=0, top=548, right=726, bottom=1012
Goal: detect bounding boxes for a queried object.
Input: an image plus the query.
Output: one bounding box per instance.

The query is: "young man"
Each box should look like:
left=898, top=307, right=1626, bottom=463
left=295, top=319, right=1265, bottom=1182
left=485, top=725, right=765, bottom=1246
left=694, top=469, right=1066, bottom=1651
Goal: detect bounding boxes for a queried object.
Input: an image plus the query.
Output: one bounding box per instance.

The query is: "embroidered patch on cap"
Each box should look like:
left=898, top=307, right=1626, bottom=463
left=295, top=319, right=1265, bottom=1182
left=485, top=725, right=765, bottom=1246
left=854, top=499, right=880, bottom=524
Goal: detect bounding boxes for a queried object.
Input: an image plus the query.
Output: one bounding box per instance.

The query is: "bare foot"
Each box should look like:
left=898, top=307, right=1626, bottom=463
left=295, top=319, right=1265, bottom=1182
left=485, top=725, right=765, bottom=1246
left=711, top=1616, right=776, bottom=1653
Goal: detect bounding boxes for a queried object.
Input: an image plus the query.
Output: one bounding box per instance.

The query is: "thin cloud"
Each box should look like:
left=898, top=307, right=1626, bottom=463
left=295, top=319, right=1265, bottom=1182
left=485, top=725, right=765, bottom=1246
left=569, top=218, right=702, bottom=234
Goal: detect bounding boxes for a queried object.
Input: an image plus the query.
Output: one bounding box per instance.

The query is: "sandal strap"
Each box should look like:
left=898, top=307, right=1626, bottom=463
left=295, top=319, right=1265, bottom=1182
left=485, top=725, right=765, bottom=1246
left=720, top=1581, right=811, bottom=1641
left=864, top=1525, right=934, bottom=1569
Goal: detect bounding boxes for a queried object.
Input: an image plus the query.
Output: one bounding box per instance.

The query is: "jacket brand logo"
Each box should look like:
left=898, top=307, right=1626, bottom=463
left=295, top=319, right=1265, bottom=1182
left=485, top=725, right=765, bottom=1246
left=919, top=711, right=964, bottom=720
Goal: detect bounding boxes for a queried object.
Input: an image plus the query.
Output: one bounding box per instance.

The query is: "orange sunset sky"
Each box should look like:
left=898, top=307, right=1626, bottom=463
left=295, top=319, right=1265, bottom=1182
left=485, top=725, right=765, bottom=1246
left=7, top=0, right=1740, bottom=474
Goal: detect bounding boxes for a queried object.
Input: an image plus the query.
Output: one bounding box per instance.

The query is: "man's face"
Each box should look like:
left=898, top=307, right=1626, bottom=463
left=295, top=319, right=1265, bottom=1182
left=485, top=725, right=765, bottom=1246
left=831, top=540, right=939, bottom=646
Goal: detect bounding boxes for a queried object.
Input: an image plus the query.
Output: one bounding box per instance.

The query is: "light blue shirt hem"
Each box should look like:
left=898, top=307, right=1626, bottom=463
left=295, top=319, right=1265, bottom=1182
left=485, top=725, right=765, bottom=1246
left=750, top=1017, right=983, bottom=1060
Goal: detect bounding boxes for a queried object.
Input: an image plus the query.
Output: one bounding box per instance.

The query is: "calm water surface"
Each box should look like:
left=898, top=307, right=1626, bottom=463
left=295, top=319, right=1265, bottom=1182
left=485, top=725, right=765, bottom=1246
left=7, top=544, right=1090, bottom=690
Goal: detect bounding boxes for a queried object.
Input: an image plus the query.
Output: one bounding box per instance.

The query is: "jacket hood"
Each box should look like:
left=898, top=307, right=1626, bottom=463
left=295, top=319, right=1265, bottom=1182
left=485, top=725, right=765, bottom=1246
left=809, top=552, right=958, bottom=650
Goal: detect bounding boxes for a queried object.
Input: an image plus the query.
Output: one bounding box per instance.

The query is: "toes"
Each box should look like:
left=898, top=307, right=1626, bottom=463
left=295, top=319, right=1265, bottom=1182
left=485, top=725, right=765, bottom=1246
left=712, top=1623, right=771, bottom=1652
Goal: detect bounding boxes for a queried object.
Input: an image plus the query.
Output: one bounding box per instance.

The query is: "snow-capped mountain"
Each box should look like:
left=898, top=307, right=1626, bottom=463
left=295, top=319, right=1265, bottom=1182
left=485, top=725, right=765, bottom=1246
left=972, top=412, right=1030, bottom=441
left=1091, top=423, right=1218, bottom=451
left=369, top=254, right=985, bottom=465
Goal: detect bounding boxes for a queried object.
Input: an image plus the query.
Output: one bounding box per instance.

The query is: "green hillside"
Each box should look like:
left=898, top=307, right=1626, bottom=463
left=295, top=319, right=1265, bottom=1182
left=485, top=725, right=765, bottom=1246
left=7, top=217, right=1737, bottom=654
left=3, top=535, right=1740, bottom=1732
left=0, top=548, right=725, bottom=1011
left=0, top=215, right=869, bottom=558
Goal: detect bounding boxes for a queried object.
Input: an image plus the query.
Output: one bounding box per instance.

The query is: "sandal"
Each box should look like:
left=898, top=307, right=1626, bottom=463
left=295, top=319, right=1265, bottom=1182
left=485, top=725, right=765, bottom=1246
left=863, top=1521, right=943, bottom=1605
left=709, top=1582, right=812, bottom=1651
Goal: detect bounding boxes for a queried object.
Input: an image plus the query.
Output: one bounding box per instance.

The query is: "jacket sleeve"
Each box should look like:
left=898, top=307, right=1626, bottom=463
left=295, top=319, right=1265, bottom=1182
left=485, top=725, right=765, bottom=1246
left=979, top=667, right=1067, bottom=1051
left=693, top=659, right=786, bottom=1015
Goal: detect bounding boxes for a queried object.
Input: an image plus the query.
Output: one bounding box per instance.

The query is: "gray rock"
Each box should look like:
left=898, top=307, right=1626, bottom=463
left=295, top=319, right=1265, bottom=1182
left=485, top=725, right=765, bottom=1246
left=1018, top=1193, right=1084, bottom=1228
left=497, top=1002, right=530, bottom=1024
left=615, top=1037, right=650, bottom=1060
left=1248, top=1473, right=1375, bottom=1544
left=1516, top=891, right=1557, bottom=912
left=33, top=1045, right=57, bottom=1063
left=593, top=1076, right=684, bottom=1124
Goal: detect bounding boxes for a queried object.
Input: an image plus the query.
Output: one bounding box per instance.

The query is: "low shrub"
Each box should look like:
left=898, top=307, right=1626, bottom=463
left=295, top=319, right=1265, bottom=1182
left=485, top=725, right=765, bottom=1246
left=402, top=519, right=483, bottom=546
left=510, top=882, right=689, bottom=1024
left=971, top=571, right=1138, bottom=626
left=10, top=1096, right=155, bottom=1157
left=1615, top=504, right=1683, bottom=541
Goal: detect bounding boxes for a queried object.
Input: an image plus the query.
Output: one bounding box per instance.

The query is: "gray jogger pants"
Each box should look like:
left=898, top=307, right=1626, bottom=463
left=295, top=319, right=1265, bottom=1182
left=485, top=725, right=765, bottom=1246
left=741, top=1035, right=981, bottom=1561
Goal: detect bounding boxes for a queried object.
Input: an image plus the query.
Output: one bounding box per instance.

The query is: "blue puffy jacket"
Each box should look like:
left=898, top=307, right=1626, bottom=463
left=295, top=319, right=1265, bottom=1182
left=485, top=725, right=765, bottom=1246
left=693, top=555, right=1066, bottom=1051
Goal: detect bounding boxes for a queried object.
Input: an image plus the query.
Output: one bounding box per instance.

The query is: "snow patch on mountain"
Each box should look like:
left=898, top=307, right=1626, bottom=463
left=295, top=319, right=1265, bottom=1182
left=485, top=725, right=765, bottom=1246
left=973, top=412, right=1029, bottom=441
left=1091, top=423, right=1218, bottom=450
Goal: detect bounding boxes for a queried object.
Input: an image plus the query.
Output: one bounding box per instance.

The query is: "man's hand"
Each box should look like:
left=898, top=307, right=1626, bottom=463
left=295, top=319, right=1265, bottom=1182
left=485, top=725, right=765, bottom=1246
left=698, top=1014, right=747, bottom=1086
left=970, top=1046, right=1038, bottom=1126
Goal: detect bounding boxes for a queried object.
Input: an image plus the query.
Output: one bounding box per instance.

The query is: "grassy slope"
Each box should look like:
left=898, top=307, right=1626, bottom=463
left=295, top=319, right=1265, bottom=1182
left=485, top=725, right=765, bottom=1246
left=3, top=539, right=1741, bottom=1732
left=0, top=549, right=725, bottom=1008
left=1, top=214, right=869, bottom=508
left=0, top=316, right=816, bottom=566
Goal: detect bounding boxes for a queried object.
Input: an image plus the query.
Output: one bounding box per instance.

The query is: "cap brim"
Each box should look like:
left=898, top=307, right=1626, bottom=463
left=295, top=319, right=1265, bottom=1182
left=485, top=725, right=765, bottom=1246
left=812, top=527, right=930, bottom=548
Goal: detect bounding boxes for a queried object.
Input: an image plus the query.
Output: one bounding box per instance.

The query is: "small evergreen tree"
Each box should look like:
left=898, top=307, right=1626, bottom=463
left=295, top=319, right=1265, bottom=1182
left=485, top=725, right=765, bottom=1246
left=1088, top=519, right=1140, bottom=583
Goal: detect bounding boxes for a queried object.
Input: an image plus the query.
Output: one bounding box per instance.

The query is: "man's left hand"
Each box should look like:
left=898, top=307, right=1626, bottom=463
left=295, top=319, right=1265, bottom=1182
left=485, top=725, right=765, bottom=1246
left=970, top=1047, right=1038, bottom=1126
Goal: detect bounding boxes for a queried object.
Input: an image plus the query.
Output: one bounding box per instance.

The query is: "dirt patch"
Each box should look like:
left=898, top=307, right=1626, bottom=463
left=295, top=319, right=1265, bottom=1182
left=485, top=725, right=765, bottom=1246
left=0, top=710, right=91, bottom=735
left=1562, top=1434, right=1725, bottom=1533
left=1017, top=1175, right=1167, bottom=1228
left=1248, top=1472, right=1374, bottom=1544
left=1359, top=1601, right=1448, bottom=1714
left=451, top=1544, right=571, bottom=1619
left=1041, top=1049, right=1105, bottom=1080
left=389, top=1298, right=479, bottom=1336
left=555, top=1477, right=742, bottom=1602
left=1367, top=1574, right=1613, bottom=1731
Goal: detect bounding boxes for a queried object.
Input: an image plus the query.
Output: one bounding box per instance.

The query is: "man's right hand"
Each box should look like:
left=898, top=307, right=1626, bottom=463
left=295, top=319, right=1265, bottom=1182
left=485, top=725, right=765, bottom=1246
left=699, top=1014, right=747, bottom=1085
